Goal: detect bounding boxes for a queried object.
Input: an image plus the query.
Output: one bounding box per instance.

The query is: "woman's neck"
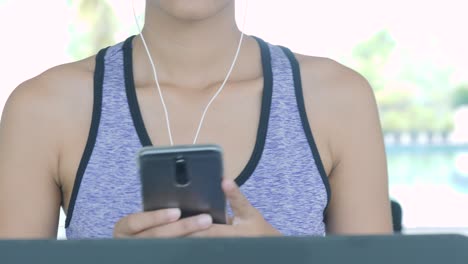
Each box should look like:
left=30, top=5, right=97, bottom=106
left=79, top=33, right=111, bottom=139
left=134, top=2, right=247, bottom=89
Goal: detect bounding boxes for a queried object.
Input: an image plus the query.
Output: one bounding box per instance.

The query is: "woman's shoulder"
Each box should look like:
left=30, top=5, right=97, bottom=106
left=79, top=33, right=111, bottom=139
left=294, top=53, right=376, bottom=122
left=295, top=53, right=373, bottom=100
left=16, top=54, right=96, bottom=99
left=2, top=55, right=98, bottom=156
left=5, top=54, right=96, bottom=119
left=291, top=53, right=379, bottom=173
left=293, top=54, right=392, bottom=234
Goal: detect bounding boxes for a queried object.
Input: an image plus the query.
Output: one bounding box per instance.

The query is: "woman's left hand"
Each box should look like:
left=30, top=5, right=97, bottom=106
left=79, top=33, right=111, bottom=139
left=188, top=180, right=282, bottom=237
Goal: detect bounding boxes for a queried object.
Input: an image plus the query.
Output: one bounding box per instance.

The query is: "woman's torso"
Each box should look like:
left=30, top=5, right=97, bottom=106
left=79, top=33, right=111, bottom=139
left=57, top=36, right=331, bottom=238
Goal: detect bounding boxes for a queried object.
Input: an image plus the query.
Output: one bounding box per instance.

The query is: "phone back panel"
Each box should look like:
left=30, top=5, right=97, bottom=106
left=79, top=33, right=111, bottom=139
left=138, top=145, right=226, bottom=224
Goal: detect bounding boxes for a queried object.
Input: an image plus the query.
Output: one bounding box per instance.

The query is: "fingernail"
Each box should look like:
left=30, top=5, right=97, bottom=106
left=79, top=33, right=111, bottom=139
left=197, top=214, right=213, bottom=228
left=167, top=208, right=181, bottom=221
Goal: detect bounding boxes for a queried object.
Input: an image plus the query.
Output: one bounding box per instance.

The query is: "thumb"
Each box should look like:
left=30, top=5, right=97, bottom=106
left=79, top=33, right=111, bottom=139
left=223, top=180, right=256, bottom=219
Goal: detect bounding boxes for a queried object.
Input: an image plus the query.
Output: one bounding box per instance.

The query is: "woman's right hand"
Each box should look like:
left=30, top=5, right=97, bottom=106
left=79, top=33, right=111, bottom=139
left=113, top=209, right=213, bottom=238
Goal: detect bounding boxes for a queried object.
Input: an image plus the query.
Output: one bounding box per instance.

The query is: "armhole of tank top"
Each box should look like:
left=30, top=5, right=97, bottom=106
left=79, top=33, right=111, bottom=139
left=279, top=46, right=332, bottom=218
left=65, top=47, right=109, bottom=228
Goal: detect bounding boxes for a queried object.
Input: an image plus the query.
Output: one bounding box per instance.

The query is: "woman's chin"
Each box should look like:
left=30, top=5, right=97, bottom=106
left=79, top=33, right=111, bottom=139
left=152, top=0, right=233, bottom=21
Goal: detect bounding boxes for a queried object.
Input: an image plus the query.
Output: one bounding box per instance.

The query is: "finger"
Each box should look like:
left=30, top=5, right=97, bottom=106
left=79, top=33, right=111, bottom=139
left=114, top=208, right=181, bottom=237
left=135, top=214, right=213, bottom=238
left=222, top=180, right=256, bottom=218
left=188, top=225, right=235, bottom=238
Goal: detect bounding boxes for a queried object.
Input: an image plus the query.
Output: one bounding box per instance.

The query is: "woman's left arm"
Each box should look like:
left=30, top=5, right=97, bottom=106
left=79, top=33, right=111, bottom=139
left=300, top=56, right=393, bottom=235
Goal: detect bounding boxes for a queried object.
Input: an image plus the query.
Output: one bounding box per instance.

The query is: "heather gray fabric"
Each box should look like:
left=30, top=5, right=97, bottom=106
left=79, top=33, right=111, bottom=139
left=65, top=36, right=329, bottom=239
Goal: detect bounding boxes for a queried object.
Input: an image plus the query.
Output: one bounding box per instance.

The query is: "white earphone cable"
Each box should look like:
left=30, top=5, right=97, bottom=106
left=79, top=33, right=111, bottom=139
left=132, top=0, right=174, bottom=145
left=131, top=0, right=249, bottom=146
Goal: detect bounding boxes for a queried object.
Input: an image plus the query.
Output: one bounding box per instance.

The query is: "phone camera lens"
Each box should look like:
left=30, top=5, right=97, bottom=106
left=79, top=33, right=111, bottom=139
left=175, top=157, right=190, bottom=186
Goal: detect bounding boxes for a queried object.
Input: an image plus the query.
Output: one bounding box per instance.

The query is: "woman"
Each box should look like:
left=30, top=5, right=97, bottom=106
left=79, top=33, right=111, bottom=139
left=0, top=0, right=392, bottom=239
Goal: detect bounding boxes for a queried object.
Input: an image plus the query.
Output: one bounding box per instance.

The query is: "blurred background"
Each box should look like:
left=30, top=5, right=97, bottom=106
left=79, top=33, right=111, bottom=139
left=0, top=0, right=467, bottom=238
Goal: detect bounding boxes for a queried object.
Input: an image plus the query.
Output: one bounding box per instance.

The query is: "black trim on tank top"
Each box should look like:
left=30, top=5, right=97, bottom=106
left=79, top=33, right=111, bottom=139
left=123, top=35, right=273, bottom=187
left=236, top=36, right=273, bottom=186
left=280, top=46, right=332, bottom=217
left=123, top=35, right=151, bottom=146
left=65, top=47, right=109, bottom=228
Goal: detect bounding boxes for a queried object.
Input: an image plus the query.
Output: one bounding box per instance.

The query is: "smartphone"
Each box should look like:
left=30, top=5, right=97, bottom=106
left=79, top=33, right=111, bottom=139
left=137, top=144, right=227, bottom=224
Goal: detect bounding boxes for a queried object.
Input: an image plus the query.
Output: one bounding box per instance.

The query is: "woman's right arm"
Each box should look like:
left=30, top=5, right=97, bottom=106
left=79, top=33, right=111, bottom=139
left=0, top=77, right=62, bottom=239
left=0, top=73, right=215, bottom=239
left=0, top=68, right=216, bottom=239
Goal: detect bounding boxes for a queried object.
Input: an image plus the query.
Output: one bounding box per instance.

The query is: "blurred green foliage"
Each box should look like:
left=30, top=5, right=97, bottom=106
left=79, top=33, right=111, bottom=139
left=350, top=30, right=458, bottom=133
left=376, top=88, right=415, bottom=111
left=453, top=84, right=468, bottom=108
left=381, top=107, right=453, bottom=133
left=352, top=30, right=396, bottom=92
left=67, top=0, right=119, bottom=60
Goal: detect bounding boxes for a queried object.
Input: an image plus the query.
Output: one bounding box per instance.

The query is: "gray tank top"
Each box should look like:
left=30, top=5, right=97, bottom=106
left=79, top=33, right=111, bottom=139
left=65, top=36, right=330, bottom=239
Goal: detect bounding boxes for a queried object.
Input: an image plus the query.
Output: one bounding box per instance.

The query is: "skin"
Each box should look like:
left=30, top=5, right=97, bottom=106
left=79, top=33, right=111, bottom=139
left=0, top=0, right=392, bottom=239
